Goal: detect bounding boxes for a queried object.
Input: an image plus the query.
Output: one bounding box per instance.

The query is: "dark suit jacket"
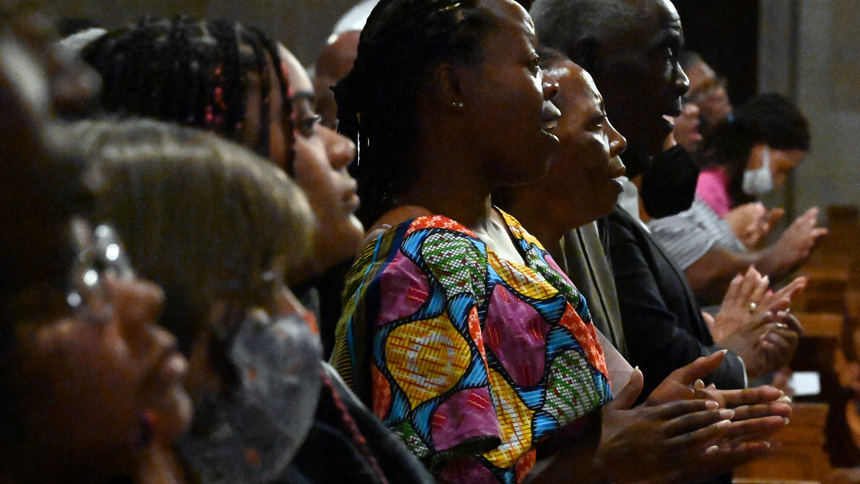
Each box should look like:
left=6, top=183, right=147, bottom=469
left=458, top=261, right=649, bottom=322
left=607, top=205, right=746, bottom=398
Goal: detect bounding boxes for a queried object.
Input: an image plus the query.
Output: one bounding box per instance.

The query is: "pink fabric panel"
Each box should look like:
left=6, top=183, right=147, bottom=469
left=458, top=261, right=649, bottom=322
left=431, top=387, right=499, bottom=451
left=484, top=285, right=551, bottom=388
left=696, top=168, right=732, bottom=216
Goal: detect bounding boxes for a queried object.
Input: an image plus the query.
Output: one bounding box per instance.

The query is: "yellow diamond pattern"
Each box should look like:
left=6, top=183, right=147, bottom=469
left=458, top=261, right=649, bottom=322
left=483, top=368, right=533, bottom=468
left=488, top=251, right=558, bottom=301
left=386, top=315, right=472, bottom=409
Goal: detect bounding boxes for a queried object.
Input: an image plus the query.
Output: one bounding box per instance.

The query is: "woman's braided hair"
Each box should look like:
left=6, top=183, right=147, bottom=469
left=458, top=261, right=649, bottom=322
left=80, top=17, right=296, bottom=172
left=334, top=0, right=497, bottom=224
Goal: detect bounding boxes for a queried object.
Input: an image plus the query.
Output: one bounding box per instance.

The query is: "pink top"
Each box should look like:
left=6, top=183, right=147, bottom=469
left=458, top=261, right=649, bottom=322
left=696, top=168, right=731, bottom=216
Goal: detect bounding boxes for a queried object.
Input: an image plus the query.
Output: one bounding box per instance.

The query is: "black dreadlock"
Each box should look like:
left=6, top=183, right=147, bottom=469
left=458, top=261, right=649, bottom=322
left=333, top=0, right=496, bottom=225
left=80, top=16, right=296, bottom=172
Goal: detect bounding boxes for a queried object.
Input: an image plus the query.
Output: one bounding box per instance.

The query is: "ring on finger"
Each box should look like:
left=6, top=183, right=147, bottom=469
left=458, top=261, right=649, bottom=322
left=748, top=301, right=758, bottom=313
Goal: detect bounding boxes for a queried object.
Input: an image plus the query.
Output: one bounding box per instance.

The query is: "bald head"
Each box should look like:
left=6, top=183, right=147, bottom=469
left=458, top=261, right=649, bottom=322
left=314, top=30, right=361, bottom=129
left=531, top=0, right=634, bottom=69
left=532, top=0, right=689, bottom=173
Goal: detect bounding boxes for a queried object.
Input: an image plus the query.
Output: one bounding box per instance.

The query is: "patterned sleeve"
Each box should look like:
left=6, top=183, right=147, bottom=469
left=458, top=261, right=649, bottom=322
left=335, top=220, right=503, bottom=471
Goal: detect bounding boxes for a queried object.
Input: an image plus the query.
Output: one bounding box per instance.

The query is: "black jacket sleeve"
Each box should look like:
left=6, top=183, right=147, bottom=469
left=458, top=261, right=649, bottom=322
left=606, top=207, right=746, bottom=398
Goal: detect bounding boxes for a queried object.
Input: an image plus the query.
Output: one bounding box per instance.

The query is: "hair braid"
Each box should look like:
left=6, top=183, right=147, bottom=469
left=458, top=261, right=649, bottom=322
left=333, top=0, right=496, bottom=225
left=81, top=17, right=294, bottom=168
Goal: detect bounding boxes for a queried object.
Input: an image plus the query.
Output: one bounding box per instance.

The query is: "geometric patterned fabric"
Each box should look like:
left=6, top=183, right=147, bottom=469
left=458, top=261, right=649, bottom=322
left=331, top=210, right=611, bottom=483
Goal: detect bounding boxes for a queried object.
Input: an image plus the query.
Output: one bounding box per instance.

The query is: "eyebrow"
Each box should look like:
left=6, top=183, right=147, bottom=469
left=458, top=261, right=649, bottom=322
left=588, top=108, right=606, bottom=123
left=648, top=22, right=683, bottom=50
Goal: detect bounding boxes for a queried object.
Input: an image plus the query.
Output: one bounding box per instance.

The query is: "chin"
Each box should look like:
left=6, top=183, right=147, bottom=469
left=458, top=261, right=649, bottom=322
left=596, top=196, right=619, bottom=219
left=316, top=220, right=365, bottom=271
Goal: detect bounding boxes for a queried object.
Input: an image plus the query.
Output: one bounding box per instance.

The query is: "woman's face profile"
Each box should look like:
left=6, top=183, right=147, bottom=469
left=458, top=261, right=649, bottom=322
left=547, top=61, right=627, bottom=223
left=277, top=44, right=364, bottom=273
left=458, top=0, right=561, bottom=186
left=11, top=221, right=192, bottom=473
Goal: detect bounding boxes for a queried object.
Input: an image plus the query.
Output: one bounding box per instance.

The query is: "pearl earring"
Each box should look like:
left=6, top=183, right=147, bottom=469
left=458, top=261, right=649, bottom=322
left=452, top=101, right=463, bottom=108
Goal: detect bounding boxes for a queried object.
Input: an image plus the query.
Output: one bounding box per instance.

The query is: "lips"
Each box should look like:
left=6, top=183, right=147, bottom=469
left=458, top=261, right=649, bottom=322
left=608, top=156, right=626, bottom=179
left=158, top=351, right=188, bottom=386
left=342, top=178, right=360, bottom=213
left=344, top=189, right=361, bottom=213
left=143, top=346, right=192, bottom=441
left=666, top=96, right=684, bottom=117
left=541, top=100, right=561, bottom=133
left=143, top=334, right=188, bottom=393
left=659, top=115, right=675, bottom=136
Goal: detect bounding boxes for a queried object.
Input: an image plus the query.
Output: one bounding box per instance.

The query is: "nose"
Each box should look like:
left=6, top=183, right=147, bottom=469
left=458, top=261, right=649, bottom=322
left=607, top=120, right=627, bottom=159
left=106, top=275, right=165, bottom=331
left=320, top=125, right=355, bottom=171
left=542, top=75, right=559, bottom=102
left=675, top=62, right=690, bottom=97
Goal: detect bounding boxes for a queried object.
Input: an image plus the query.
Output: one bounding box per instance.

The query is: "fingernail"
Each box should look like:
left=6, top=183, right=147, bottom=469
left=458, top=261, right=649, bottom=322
left=719, top=410, right=735, bottom=420
left=705, top=401, right=719, bottom=409
left=706, top=445, right=719, bottom=454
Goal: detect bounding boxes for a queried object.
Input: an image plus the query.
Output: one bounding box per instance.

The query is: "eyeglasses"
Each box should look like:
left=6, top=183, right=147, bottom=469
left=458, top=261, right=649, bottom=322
left=684, top=76, right=727, bottom=105
left=66, top=217, right=134, bottom=320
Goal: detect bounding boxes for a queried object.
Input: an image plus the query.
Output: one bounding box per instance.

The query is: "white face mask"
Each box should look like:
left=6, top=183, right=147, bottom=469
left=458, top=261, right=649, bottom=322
left=742, top=146, right=774, bottom=196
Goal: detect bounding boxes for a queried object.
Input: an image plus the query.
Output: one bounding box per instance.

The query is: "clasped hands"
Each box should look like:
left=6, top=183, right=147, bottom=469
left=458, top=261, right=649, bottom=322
left=592, top=351, right=791, bottom=484
left=710, top=266, right=805, bottom=380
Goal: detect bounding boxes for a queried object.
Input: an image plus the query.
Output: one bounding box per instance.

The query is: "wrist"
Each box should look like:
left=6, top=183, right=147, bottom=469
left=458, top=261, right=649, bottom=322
left=591, top=411, right=617, bottom=484
left=591, top=447, right=615, bottom=484
left=756, top=247, right=782, bottom=277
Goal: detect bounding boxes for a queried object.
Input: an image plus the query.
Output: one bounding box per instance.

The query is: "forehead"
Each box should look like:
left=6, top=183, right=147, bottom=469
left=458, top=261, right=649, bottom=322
left=479, top=0, right=536, bottom=42
left=618, top=0, right=683, bottom=50
left=277, top=43, right=312, bottom=94
left=553, top=61, right=600, bottom=112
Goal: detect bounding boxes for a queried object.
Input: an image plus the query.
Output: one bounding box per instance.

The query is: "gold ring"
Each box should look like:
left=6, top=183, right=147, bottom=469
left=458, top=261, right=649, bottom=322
left=748, top=301, right=758, bottom=313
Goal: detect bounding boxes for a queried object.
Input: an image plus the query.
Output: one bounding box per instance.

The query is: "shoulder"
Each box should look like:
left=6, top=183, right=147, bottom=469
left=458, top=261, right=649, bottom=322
left=345, top=214, right=491, bottom=319
left=648, top=201, right=716, bottom=270
left=607, top=206, right=646, bottom=244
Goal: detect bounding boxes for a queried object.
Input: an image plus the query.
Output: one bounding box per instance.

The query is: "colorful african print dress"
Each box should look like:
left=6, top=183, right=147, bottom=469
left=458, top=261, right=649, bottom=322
left=331, top=211, right=611, bottom=484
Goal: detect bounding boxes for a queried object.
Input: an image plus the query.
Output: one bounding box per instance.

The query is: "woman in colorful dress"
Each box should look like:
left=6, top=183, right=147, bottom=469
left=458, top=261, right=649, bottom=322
left=329, top=1, right=789, bottom=483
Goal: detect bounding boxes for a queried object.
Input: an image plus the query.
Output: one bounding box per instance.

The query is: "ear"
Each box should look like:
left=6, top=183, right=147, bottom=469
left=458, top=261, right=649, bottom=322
left=432, top=61, right=467, bottom=109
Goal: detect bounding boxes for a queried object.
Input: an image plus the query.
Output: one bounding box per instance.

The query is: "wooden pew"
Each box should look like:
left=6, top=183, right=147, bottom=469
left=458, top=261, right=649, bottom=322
left=733, top=403, right=831, bottom=483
